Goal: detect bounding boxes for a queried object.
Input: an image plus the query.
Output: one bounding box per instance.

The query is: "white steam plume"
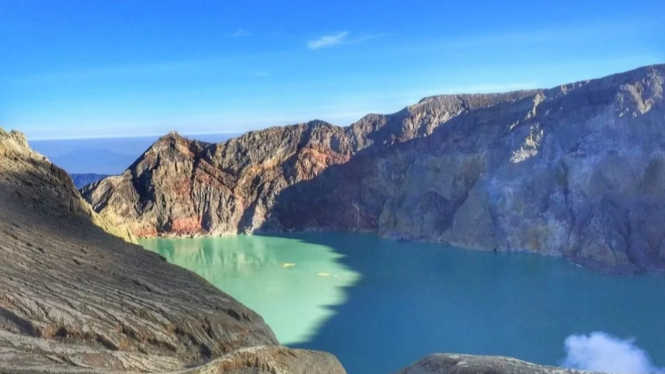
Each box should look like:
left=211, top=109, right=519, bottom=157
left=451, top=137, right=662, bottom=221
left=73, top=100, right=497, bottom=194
left=562, top=332, right=664, bottom=374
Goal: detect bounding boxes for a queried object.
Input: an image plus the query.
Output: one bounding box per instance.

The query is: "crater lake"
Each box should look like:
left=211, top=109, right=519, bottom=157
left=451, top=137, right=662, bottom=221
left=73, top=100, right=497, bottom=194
left=140, top=232, right=665, bottom=374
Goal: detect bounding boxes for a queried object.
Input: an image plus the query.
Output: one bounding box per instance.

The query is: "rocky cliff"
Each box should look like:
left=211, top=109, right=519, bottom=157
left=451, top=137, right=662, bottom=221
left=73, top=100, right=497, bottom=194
left=83, top=64, right=665, bottom=274
left=82, top=93, right=534, bottom=237
left=0, top=128, right=345, bottom=373
left=269, top=64, right=665, bottom=275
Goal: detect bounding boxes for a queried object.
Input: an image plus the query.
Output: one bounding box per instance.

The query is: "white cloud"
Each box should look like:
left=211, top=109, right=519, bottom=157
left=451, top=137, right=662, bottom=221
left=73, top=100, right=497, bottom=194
left=307, top=32, right=382, bottom=50
left=562, top=332, right=664, bottom=374
left=307, top=31, right=350, bottom=50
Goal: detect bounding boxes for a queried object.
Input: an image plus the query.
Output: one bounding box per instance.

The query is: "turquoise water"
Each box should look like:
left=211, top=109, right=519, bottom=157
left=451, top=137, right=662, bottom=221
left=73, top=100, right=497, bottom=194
left=140, top=233, right=665, bottom=374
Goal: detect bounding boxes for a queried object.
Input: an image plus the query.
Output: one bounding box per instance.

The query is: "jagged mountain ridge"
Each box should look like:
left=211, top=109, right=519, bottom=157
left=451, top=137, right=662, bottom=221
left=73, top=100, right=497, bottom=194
left=268, top=64, right=665, bottom=274
left=82, top=92, right=535, bottom=237
left=83, top=64, right=665, bottom=274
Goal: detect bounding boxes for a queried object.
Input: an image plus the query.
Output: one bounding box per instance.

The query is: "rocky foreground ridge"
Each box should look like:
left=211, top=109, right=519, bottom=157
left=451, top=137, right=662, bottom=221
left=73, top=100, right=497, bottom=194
left=0, top=128, right=344, bottom=373
left=396, top=354, right=597, bottom=374
left=83, top=64, right=665, bottom=274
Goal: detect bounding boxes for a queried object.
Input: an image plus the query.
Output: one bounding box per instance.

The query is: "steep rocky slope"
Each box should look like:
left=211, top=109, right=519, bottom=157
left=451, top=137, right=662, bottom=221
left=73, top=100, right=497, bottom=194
left=82, top=92, right=534, bottom=237
left=83, top=64, right=665, bottom=274
left=269, top=64, right=665, bottom=274
left=0, top=128, right=344, bottom=373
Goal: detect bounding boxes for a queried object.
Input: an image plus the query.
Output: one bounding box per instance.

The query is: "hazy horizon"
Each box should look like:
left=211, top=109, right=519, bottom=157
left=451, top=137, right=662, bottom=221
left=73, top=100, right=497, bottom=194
left=31, top=132, right=239, bottom=174
left=2, top=0, right=663, bottom=140
left=8, top=62, right=665, bottom=142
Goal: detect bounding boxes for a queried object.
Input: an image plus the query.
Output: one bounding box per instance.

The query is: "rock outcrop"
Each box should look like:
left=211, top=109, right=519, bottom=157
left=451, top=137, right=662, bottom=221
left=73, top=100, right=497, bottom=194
left=83, top=64, right=665, bottom=274
left=82, top=94, right=534, bottom=237
left=0, top=129, right=134, bottom=243
left=0, top=128, right=345, bottom=373
left=394, top=354, right=597, bottom=374
left=269, top=64, right=665, bottom=274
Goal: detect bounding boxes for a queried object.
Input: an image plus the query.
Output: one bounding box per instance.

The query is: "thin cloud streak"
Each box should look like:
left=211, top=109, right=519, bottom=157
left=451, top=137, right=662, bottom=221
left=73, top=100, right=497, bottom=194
left=307, top=31, right=349, bottom=49
left=307, top=31, right=382, bottom=50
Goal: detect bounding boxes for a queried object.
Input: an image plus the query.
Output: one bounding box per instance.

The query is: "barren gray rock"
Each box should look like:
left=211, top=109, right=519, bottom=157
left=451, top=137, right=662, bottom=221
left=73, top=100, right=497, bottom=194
left=81, top=93, right=533, bottom=238
left=269, top=64, right=665, bottom=274
left=0, top=129, right=345, bottom=373
left=84, top=64, right=665, bottom=274
left=394, top=354, right=599, bottom=374
left=177, top=346, right=347, bottom=374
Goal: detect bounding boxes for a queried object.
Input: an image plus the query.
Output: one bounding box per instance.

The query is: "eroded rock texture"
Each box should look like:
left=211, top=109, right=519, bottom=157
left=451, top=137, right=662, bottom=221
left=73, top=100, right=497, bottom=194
left=84, top=64, right=665, bottom=274
left=394, top=354, right=597, bottom=374
left=82, top=94, right=533, bottom=237
left=271, top=65, right=665, bottom=274
left=0, top=129, right=345, bottom=373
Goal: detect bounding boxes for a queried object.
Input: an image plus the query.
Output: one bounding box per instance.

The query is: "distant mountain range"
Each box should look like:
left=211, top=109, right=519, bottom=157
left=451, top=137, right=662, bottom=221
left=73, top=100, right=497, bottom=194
left=31, top=133, right=239, bottom=174
left=83, top=64, right=665, bottom=275
left=70, top=173, right=109, bottom=189
left=52, top=148, right=136, bottom=175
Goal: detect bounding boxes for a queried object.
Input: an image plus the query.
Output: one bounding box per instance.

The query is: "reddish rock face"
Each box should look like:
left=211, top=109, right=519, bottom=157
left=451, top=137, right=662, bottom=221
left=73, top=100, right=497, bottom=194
left=0, top=128, right=290, bottom=373
left=83, top=94, right=531, bottom=238
left=83, top=65, right=665, bottom=274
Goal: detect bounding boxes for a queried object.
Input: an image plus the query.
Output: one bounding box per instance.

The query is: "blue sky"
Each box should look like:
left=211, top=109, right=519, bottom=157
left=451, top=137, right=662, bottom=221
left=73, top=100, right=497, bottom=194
left=1, top=0, right=663, bottom=140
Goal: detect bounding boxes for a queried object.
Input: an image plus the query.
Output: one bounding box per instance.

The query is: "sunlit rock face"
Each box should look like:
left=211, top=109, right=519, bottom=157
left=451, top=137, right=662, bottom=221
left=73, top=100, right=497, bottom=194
left=85, top=64, right=665, bottom=274
left=0, top=128, right=134, bottom=243
left=82, top=93, right=535, bottom=238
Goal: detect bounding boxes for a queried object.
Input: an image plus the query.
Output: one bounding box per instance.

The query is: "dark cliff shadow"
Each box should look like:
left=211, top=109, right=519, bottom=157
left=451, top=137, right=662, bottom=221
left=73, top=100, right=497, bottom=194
left=257, top=232, right=534, bottom=374
left=252, top=232, right=665, bottom=374
left=253, top=232, right=453, bottom=374
left=280, top=232, right=467, bottom=374
left=249, top=87, right=665, bottom=372
left=256, top=231, right=513, bottom=374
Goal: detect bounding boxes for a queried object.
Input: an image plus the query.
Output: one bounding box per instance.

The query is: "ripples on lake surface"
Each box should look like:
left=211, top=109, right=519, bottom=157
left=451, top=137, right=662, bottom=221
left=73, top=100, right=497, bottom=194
left=140, top=233, right=665, bottom=374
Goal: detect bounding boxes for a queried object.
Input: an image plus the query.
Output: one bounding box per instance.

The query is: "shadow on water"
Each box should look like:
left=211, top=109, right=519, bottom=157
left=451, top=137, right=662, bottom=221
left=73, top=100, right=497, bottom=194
left=140, top=233, right=360, bottom=346
left=254, top=232, right=665, bottom=374
left=142, top=232, right=665, bottom=374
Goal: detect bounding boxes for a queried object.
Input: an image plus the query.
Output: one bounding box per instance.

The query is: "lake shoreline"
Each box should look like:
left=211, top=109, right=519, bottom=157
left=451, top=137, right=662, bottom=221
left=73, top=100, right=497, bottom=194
left=141, top=232, right=665, bottom=374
